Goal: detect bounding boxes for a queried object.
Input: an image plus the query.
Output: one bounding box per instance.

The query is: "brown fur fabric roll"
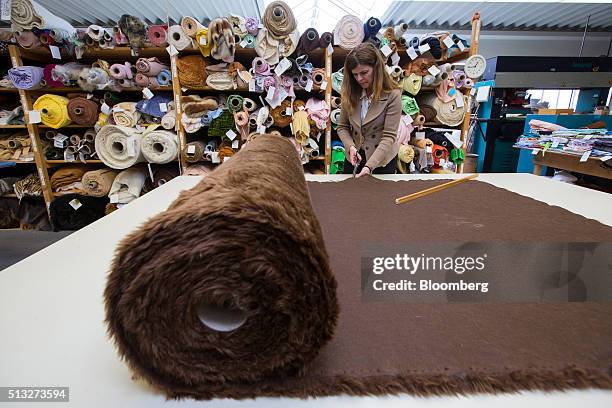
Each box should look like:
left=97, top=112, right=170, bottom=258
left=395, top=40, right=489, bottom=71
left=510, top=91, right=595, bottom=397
left=176, top=55, right=209, bottom=88
left=105, top=134, right=338, bottom=399
left=181, top=95, right=219, bottom=117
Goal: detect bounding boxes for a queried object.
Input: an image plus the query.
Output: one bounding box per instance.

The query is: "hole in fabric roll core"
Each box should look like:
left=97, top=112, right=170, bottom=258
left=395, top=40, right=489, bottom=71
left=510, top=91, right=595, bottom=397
left=75, top=108, right=83, bottom=114
left=173, top=32, right=181, bottom=41
left=41, top=108, right=49, bottom=115
left=273, top=8, right=283, bottom=18
left=369, top=19, right=377, bottom=28
left=307, top=31, right=316, bottom=41
left=153, top=142, right=164, bottom=153
left=112, top=141, right=124, bottom=153
left=154, top=31, right=161, bottom=38
left=197, top=303, right=247, bottom=332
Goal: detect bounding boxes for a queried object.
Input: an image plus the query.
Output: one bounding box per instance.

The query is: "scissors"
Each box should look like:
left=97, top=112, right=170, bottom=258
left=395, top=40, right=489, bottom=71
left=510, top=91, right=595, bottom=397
left=352, top=155, right=361, bottom=178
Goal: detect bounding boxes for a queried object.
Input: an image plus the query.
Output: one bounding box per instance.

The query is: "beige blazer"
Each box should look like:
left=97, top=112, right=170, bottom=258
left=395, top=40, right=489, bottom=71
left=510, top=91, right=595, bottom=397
left=337, top=88, right=402, bottom=170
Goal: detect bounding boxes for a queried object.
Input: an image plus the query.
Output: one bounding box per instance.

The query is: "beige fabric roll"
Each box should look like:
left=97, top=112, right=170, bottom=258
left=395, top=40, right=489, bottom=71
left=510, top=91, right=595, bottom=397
left=181, top=16, right=205, bottom=38
left=82, top=168, right=120, bottom=197
left=112, top=102, right=140, bottom=128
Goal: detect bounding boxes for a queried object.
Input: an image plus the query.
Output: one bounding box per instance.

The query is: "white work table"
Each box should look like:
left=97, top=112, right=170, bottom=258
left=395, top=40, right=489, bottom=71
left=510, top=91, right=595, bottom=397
left=1, top=174, right=611, bottom=407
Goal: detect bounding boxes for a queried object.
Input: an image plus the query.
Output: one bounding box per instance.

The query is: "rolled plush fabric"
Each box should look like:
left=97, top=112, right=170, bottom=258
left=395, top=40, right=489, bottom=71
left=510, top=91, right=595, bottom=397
left=334, top=15, right=364, bottom=50
left=176, top=55, right=208, bottom=88
left=331, top=96, right=341, bottom=109
left=270, top=99, right=292, bottom=128
left=67, top=97, right=99, bottom=126
left=296, top=28, right=320, bottom=55
left=182, top=141, right=206, bottom=163
left=142, top=165, right=180, bottom=193
left=8, top=66, right=44, bottom=90
left=147, top=24, right=168, bottom=47
left=49, top=193, right=108, bottom=231
left=167, top=25, right=195, bottom=51
left=82, top=168, right=119, bottom=197
left=11, top=0, right=76, bottom=34
left=95, top=125, right=144, bottom=169
left=207, top=18, right=235, bottom=63
left=181, top=95, right=219, bottom=117
left=14, top=30, right=42, bottom=48
left=181, top=16, right=204, bottom=38
left=156, top=69, right=172, bottom=86
left=134, top=73, right=150, bottom=88
left=243, top=97, right=258, bottom=112
left=109, top=62, right=134, bottom=80
left=208, top=109, right=235, bottom=138
left=104, top=134, right=337, bottom=398
left=140, top=130, right=178, bottom=164
left=195, top=28, right=210, bottom=57
left=33, top=94, right=71, bottom=128
left=135, top=57, right=168, bottom=76
left=112, top=102, right=140, bottom=127
left=363, top=17, right=381, bottom=41
left=118, top=15, right=147, bottom=51
left=262, top=1, right=297, bottom=38
left=401, top=95, right=419, bottom=116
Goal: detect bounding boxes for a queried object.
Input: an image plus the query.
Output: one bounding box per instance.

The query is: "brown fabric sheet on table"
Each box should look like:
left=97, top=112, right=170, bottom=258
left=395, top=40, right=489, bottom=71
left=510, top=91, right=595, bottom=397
left=106, top=166, right=612, bottom=399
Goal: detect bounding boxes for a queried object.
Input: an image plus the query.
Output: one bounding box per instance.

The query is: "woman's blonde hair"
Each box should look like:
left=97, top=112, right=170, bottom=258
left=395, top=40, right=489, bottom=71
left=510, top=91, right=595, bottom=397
left=340, top=42, right=399, bottom=117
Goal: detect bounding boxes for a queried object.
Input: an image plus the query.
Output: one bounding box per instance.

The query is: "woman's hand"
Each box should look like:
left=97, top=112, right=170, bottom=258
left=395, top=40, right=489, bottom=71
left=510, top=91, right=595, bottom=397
left=356, top=166, right=371, bottom=178
left=349, top=146, right=361, bottom=166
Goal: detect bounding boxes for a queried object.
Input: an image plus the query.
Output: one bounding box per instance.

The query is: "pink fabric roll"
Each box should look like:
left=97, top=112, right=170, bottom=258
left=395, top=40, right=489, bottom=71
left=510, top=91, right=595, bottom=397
left=135, top=57, right=168, bottom=76
left=252, top=57, right=272, bottom=76
left=15, top=31, right=42, bottom=49
left=113, top=26, right=129, bottom=45
left=118, top=78, right=135, bottom=88
left=263, top=75, right=277, bottom=90
left=147, top=25, right=168, bottom=47
left=279, top=75, right=295, bottom=98
left=109, top=63, right=133, bottom=80
left=397, top=118, right=414, bottom=145
left=135, top=73, right=150, bottom=87
left=43, top=64, right=64, bottom=87
left=306, top=98, right=330, bottom=130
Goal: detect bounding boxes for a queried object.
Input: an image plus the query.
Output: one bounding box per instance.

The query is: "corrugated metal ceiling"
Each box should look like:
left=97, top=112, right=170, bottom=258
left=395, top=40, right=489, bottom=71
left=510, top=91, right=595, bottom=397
left=381, top=1, right=612, bottom=32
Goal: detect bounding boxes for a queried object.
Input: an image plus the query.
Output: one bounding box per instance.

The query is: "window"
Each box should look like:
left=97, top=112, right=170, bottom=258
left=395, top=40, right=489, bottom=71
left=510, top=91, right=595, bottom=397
left=526, top=89, right=579, bottom=110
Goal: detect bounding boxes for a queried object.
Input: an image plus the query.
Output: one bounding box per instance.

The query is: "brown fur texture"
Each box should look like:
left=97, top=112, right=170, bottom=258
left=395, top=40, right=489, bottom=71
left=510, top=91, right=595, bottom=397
left=181, top=95, right=219, bottom=117
left=104, top=135, right=339, bottom=399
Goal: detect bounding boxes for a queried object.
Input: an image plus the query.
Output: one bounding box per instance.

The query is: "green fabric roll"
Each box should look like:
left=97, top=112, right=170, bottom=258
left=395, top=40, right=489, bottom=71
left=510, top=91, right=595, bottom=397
left=332, top=69, right=343, bottom=94
left=227, top=95, right=244, bottom=113
left=450, top=148, right=465, bottom=164
left=401, top=95, right=419, bottom=116
left=331, top=147, right=345, bottom=174
left=208, top=109, right=235, bottom=139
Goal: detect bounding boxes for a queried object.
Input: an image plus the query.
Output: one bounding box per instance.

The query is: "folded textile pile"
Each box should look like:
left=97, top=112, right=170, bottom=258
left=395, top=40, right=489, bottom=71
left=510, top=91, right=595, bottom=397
left=13, top=173, right=42, bottom=199
left=49, top=193, right=108, bottom=231
left=135, top=94, right=173, bottom=119
left=50, top=164, right=87, bottom=193
left=180, top=95, right=219, bottom=133
left=134, top=57, right=169, bottom=89
left=0, top=134, right=34, bottom=161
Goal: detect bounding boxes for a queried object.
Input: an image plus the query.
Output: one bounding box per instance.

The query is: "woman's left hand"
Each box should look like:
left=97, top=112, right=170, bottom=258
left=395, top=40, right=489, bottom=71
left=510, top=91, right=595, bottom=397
left=356, top=166, right=371, bottom=178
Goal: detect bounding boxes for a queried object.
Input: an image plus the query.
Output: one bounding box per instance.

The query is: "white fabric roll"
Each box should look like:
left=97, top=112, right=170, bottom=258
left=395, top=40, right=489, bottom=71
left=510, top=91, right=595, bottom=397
left=95, top=125, right=145, bottom=169
left=333, top=15, right=364, bottom=50
left=140, top=130, right=179, bottom=164
left=11, top=0, right=76, bottom=34
left=161, top=110, right=176, bottom=130
left=108, top=167, right=147, bottom=205
left=167, top=25, right=195, bottom=51
left=417, top=93, right=466, bottom=127
left=394, top=23, right=408, bottom=40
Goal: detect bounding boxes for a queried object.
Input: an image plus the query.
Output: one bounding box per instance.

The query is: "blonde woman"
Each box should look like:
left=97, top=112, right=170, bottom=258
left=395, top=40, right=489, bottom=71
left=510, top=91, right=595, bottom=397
left=337, top=42, right=402, bottom=177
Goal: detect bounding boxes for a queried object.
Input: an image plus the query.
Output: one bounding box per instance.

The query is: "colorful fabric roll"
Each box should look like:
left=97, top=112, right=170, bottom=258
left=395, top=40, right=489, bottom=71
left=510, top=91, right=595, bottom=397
left=263, top=1, right=297, bottom=38
left=182, top=141, right=206, bottom=163
left=417, top=93, right=465, bottom=127
left=95, top=125, right=144, bottom=169
left=176, top=55, right=207, bottom=88
left=134, top=73, right=150, bottom=88
left=195, top=29, right=210, bottom=57
left=141, top=130, right=178, bottom=164
left=363, top=17, right=381, bottom=41
left=331, top=96, right=341, bottom=109
left=227, top=95, right=244, bottom=113
left=420, top=36, right=442, bottom=59
left=401, top=73, right=422, bottom=95
left=306, top=98, right=330, bottom=130
left=67, top=97, right=98, bottom=126
left=135, top=57, right=168, bottom=76
left=167, top=25, right=195, bottom=51
left=156, top=69, right=171, bottom=86
left=208, top=109, right=235, bottom=138
left=8, top=66, right=44, bottom=90
left=245, top=17, right=259, bottom=35
left=147, top=24, right=168, bottom=47
left=334, top=15, right=364, bottom=50
left=240, top=34, right=256, bottom=48
left=10, top=0, right=76, bottom=34
left=208, top=18, right=235, bottom=63
left=181, top=16, right=204, bottom=38
left=331, top=69, right=343, bottom=94
left=112, top=102, right=140, bottom=127
left=33, top=94, right=71, bottom=128
left=118, top=15, right=147, bottom=52
left=292, top=110, right=310, bottom=145
left=136, top=94, right=173, bottom=118
left=270, top=99, right=293, bottom=128
left=401, top=95, right=419, bottom=116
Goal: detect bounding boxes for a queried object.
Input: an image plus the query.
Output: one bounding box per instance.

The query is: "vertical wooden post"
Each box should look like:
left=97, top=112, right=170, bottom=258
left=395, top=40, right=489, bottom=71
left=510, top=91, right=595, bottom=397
left=169, top=53, right=186, bottom=173
left=324, top=47, right=332, bottom=174
left=9, top=45, right=54, bottom=215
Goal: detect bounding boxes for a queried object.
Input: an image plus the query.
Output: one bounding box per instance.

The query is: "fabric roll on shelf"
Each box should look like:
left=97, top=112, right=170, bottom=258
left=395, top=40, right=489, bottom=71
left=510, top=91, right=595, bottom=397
left=83, top=129, right=96, bottom=143
left=394, top=23, right=409, bottom=39
left=10, top=0, right=77, bottom=34
left=334, top=15, right=365, bottom=50
left=67, top=97, right=98, bottom=126
left=319, top=31, right=333, bottom=48
left=331, top=69, right=343, bottom=94
left=331, top=97, right=341, bottom=109
left=417, top=93, right=465, bottom=127
left=14, top=31, right=42, bottom=49
left=420, top=36, right=442, bottom=60
left=140, top=130, right=178, bottom=164
left=245, top=16, right=259, bottom=36
left=109, top=62, right=134, bottom=80
left=181, top=16, right=204, bottom=38
left=104, top=134, right=337, bottom=399
left=270, top=100, right=292, bottom=128
left=156, top=69, right=172, bottom=86
left=135, top=57, right=168, bottom=76
left=167, top=25, right=195, bottom=51
left=147, top=24, right=168, bottom=47
left=330, top=109, right=341, bottom=128
left=242, top=98, right=258, bottom=112
left=363, top=17, right=381, bottom=41
left=81, top=168, right=119, bottom=197
left=182, top=141, right=206, bottom=163
left=8, top=66, right=44, bottom=90
left=95, top=125, right=145, bottom=169
left=227, top=95, right=244, bottom=113
left=234, top=110, right=250, bottom=141
left=263, top=1, right=297, bottom=38
left=45, top=147, right=63, bottom=160
left=413, top=114, right=426, bottom=127
left=118, top=15, right=147, bottom=52
left=296, top=28, right=320, bottom=55
left=401, top=73, right=422, bottom=95
left=33, top=94, right=71, bottom=129
left=108, top=166, right=147, bottom=205
left=407, top=36, right=420, bottom=49
left=194, top=28, right=210, bottom=57
left=68, top=134, right=81, bottom=146
left=112, top=102, right=140, bottom=127
left=176, top=55, right=208, bottom=88
left=142, top=165, right=181, bottom=194
left=207, top=18, right=235, bottom=63
left=49, top=193, right=108, bottom=231
left=161, top=110, right=176, bottom=130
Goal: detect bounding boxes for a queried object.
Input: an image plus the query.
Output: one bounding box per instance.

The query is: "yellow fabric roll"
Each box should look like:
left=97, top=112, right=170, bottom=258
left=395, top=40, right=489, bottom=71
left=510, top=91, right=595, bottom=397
left=33, top=94, right=71, bottom=129
left=291, top=110, right=310, bottom=145
left=195, top=29, right=210, bottom=57
left=97, top=112, right=108, bottom=127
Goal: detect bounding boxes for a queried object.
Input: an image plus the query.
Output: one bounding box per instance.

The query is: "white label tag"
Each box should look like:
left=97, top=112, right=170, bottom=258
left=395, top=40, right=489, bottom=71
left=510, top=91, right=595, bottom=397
left=1, top=0, right=11, bottom=21
left=580, top=151, right=591, bottom=162
left=407, top=47, right=418, bottom=60
left=286, top=107, right=293, bottom=116
left=239, top=38, right=248, bottom=48
left=320, top=80, right=328, bottom=91
left=110, top=194, right=119, bottom=203
left=458, top=41, right=466, bottom=52
left=551, top=139, right=560, bottom=148
left=28, top=110, right=41, bottom=123
left=266, top=86, right=276, bottom=100
left=257, top=124, right=266, bottom=134
left=226, top=129, right=237, bottom=140
left=53, top=133, right=68, bottom=148
left=127, top=138, right=136, bottom=157
left=69, top=199, right=82, bottom=210
left=142, top=87, right=154, bottom=99
left=101, top=103, right=111, bottom=115
left=402, top=115, right=413, bottom=126
left=418, top=43, right=431, bottom=54
left=415, top=132, right=425, bottom=140
left=166, top=45, right=179, bottom=56
left=446, top=132, right=463, bottom=149
left=443, top=36, right=455, bottom=48
left=181, top=87, right=187, bottom=92
left=470, top=87, right=477, bottom=96
left=583, top=135, right=592, bottom=140
left=274, top=58, right=292, bottom=76
left=86, top=93, right=93, bottom=99
left=391, top=52, right=400, bottom=66
left=249, top=79, right=256, bottom=92
left=278, top=88, right=288, bottom=102
left=50, top=45, right=62, bottom=60
left=599, top=155, right=612, bottom=162
left=199, top=36, right=207, bottom=46
left=211, top=152, right=221, bottom=163
left=308, top=138, right=318, bottom=149
left=159, top=103, right=168, bottom=113
left=427, top=65, right=441, bottom=76
left=476, top=85, right=491, bottom=102
left=187, top=144, right=196, bottom=154
left=305, top=79, right=313, bottom=92
left=426, top=145, right=432, bottom=153
left=455, top=94, right=465, bottom=108
left=327, top=43, right=333, bottom=55
left=232, top=139, right=239, bottom=149
left=64, top=149, right=75, bottom=162
left=223, top=156, right=230, bottom=162
left=439, top=158, right=446, bottom=166
left=147, top=163, right=154, bottom=182
left=135, top=124, right=145, bottom=132
left=380, top=44, right=393, bottom=57
left=532, top=148, right=540, bottom=155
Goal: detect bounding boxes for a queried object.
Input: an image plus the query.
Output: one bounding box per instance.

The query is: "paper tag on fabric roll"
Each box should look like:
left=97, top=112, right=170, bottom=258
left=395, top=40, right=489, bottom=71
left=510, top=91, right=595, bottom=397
left=580, top=151, right=591, bottom=162
left=258, top=23, right=264, bottom=28
left=308, top=138, right=318, bottom=149
left=142, top=87, right=154, bottom=99
left=222, top=156, right=230, bottom=162
left=458, top=41, right=466, bottom=52
left=278, top=88, right=288, bottom=102
left=50, top=45, right=61, bottom=60
left=127, top=138, right=136, bottom=157
left=426, top=146, right=432, bottom=153
left=135, top=125, right=145, bottom=132
left=69, top=199, right=82, bottom=210
left=232, top=139, right=239, bottom=149
left=1, top=0, right=11, bottom=21
left=239, top=38, right=248, bottom=48
left=274, top=58, right=292, bottom=76
left=583, top=135, right=592, bottom=140
left=101, top=103, right=111, bottom=115
left=402, top=115, right=413, bottom=125
left=181, top=87, right=187, bottom=92
left=147, top=163, right=154, bottom=182
left=439, top=158, right=447, bottom=166
left=476, top=86, right=491, bottom=102
left=446, top=132, right=463, bottom=149
left=455, top=94, right=465, bottom=108
left=28, top=110, right=41, bottom=123
left=166, top=45, right=179, bottom=56
left=226, top=129, right=237, bottom=140
left=600, top=155, right=612, bottom=162
left=53, top=134, right=68, bottom=148
left=443, top=36, right=455, bottom=48
left=427, top=65, right=441, bottom=76
left=266, top=86, right=276, bottom=100
left=199, top=36, right=207, bottom=46
left=187, top=145, right=196, bottom=154
left=159, top=103, right=168, bottom=113
left=286, top=107, right=293, bottom=116
left=257, top=125, right=266, bottom=134
left=415, top=132, right=425, bottom=140
left=407, top=47, right=418, bottom=60
left=110, top=194, right=119, bottom=203
left=86, top=93, right=93, bottom=99
left=305, top=79, right=313, bottom=92
left=391, top=52, right=400, bottom=66
left=532, top=149, right=540, bottom=155
left=470, top=87, right=477, bottom=96
left=380, top=44, right=393, bottom=57
left=418, top=43, right=431, bottom=54
left=64, top=150, right=75, bottom=162
left=75, top=46, right=84, bottom=59
left=211, top=152, right=221, bottom=163
left=289, top=123, right=293, bottom=133
left=551, top=139, right=560, bottom=148
left=320, top=80, right=327, bottom=90
left=249, top=79, right=256, bottom=92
